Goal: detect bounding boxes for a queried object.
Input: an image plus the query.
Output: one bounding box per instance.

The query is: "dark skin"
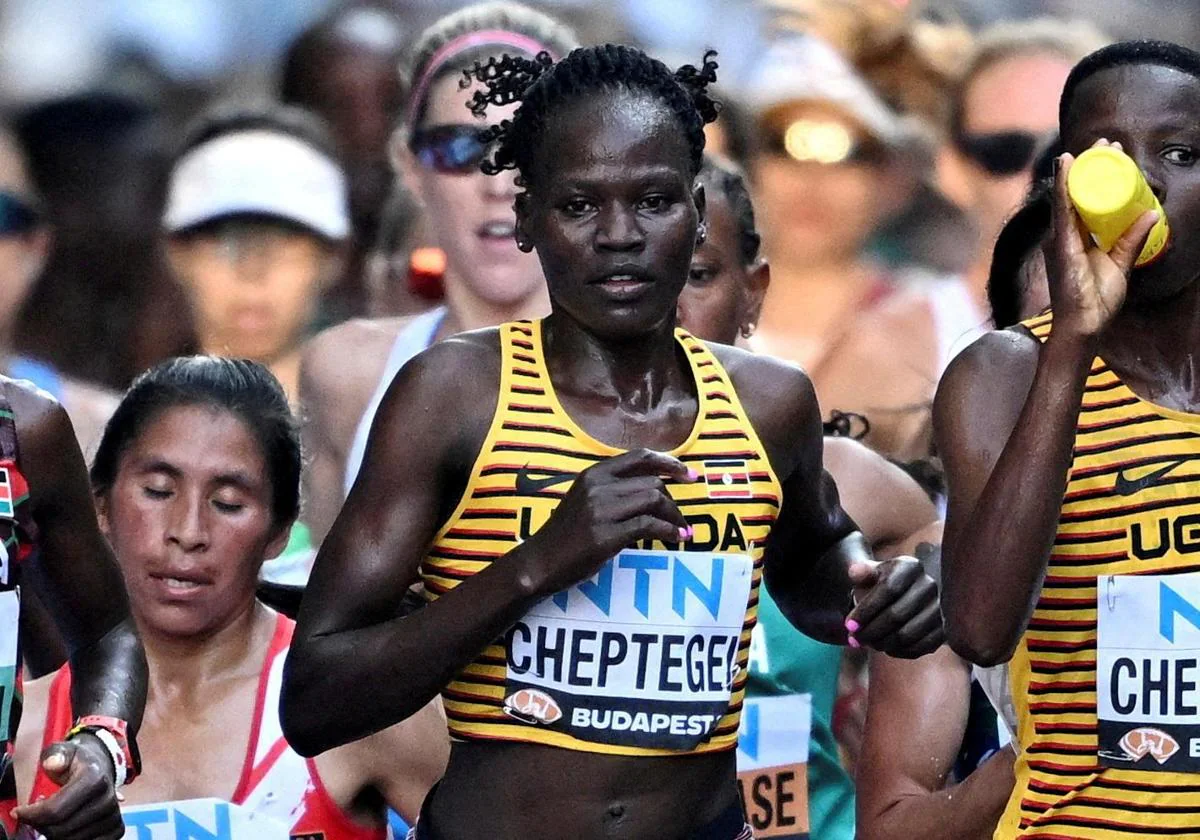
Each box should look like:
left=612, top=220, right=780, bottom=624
left=0, top=379, right=147, bottom=839
left=686, top=172, right=1017, bottom=837
left=936, top=63, right=1198, bottom=666
left=285, top=89, right=941, bottom=840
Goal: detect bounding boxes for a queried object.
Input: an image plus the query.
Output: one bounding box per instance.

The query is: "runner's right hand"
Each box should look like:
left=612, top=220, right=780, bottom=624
left=1045, top=140, right=1159, bottom=341
left=515, top=448, right=696, bottom=597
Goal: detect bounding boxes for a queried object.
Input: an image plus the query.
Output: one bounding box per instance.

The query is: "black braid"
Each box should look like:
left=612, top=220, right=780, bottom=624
left=462, top=44, right=721, bottom=184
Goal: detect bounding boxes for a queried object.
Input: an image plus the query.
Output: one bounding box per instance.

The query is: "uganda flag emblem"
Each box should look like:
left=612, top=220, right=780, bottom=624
left=704, top=458, right=752, bottom=499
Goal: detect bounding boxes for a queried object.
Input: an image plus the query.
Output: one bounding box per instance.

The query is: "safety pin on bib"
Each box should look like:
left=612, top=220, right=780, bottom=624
left=1105, top=575, right=1118, bottom=612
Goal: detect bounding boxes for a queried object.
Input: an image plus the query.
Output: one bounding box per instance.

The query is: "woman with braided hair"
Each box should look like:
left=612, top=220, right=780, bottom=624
left=284, top=43, right=943, bottom=840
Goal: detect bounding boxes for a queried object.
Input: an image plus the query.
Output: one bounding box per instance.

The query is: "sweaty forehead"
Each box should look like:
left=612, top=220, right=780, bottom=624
left=1064, top=64, right=1200, bottom=146
left=529, top=89, right=692, bottom=186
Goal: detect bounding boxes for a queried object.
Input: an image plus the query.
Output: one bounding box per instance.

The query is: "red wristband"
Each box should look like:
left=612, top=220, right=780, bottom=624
left=66, top=715, right=140, bottom=785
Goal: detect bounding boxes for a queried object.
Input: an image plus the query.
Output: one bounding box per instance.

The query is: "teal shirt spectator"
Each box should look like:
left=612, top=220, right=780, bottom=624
left=740, top=583, right=855, bottom=840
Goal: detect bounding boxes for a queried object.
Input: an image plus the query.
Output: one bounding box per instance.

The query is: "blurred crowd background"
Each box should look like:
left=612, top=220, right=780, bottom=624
left=0, top=0, right=1193, bottom=403
left=0, top=0, right=1196, bottom=815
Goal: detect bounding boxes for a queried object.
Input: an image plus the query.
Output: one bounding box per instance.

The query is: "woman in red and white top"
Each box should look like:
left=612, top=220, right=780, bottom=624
left=15, top=356, right=448, bottom=838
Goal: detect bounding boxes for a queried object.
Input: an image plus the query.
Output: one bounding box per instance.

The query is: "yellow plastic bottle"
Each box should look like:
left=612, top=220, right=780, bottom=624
left=1067, top=146, right=1170, bottom=266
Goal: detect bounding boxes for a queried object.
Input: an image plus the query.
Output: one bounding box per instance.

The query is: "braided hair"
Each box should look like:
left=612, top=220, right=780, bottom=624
left=462, top=44, right=721, bottom=186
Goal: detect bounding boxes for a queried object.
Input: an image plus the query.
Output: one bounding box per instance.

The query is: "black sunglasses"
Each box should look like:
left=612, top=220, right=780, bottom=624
left=956, top=130, right=1049, bottom=176
left=0, top=191, right=38, bottom=236
left=409, top=124, right=491, bottom=175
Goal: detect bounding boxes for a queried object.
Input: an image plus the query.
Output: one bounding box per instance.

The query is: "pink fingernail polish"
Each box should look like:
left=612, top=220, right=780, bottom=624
left=848, top=636, right=861, bottom=649
left=678, top=527, right=689, bottom=541
left=687, top=468, right=700, bottom=481
left=845, top=619, right=860, bottom=633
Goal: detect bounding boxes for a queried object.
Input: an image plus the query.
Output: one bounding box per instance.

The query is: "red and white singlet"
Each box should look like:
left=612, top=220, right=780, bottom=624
left=30, top=613, right=387, bottom=840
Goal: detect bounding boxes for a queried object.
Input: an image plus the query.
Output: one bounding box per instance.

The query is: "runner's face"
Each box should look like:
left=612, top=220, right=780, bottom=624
left=404, top=73, right=546, bottom=310
left=100, top=405, right=286, bottom=639
left=677, top=189, right=748, bottom=345
left=1063, top=64, right=1200, bottom=303
left=520, top=90, right=700, bottom=339
left=168, top=219, right=330, bottom=364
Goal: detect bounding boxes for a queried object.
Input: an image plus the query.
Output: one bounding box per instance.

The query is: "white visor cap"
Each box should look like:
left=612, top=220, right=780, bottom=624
left=164, top=130, right=350, bottom=240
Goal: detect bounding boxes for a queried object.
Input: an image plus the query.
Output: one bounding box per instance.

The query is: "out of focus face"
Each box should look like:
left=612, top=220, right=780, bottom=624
left=753, top=102, right=894, bottom=267
left=677, top=188, right=758, bottom=346
left=956, top=51, right=1074, bottom=253
left=168, top=219, right=330, bottom=363
left=403, top=72, right=546, bottom=310
left=100, top=405, right=285, bottom=639
left=0, top=135, right=45, bottom=341
left=306, top=30, right=405, bottom=233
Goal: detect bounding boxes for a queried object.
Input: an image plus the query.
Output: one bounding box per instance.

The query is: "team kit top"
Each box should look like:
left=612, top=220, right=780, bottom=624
left=31, top=614, right=387, bottom=840
left=998, top=311, right=1200, bottom=838
left=421, top=320, right=782, bottom=756
left=0, top=394, right=36, bottom=840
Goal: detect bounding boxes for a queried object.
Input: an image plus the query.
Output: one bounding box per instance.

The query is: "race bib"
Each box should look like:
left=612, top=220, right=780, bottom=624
left=1098, top=572, right=1200, bottom=772
left=503, top=548, right=753, bottom=750
left=736, top=695, right=811, bottom=839
left=0, top=590, right=18, bottom=740
left=120, top=798, right=289, bottom=840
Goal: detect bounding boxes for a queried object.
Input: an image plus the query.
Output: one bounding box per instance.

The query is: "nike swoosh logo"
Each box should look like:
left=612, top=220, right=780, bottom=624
left=515, top=466, right=575, bottom=495
left=1114, top=458, right=1191, bottom=496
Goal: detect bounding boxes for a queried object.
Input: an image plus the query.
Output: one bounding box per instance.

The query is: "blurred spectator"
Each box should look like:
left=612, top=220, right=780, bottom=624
left=299, top=0, right=576, bottom=546
left=12, top=92, right=198, bottom=392
left=734, top=34, right=937, bottom=457
left=280, top=4, right=409, bottom=320
left=164, top=103, right=349, bottom=404
left=794, top=19, right=1104, bottom=459
left=943, top=18, right=1107, bottom=298
left=0, top=127, right=118, bottom=456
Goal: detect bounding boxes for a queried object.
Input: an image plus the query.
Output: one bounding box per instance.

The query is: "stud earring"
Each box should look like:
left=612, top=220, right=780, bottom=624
left=740, top=322, right=756, bottom=339
left=696, top=223, right=707, bottom=245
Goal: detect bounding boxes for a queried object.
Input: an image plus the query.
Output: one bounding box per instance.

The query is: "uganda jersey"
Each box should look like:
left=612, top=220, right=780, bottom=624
left=421, top=320, right=782, bottom=756
left=998, top=310, right=1200, bottom=838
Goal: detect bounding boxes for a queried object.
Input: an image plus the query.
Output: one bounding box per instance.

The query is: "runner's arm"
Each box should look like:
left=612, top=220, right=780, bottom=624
left=733, top=358, right=938, bottom=655
left=15, top=385, right=146, bottom=735
left=297, top=340, right=347, bottom=548
left=822, top=437, right=939, bottom=557
left=935, top=330, right=1091, bottom=665
left=347, top=698, right=450, bottom=823
left=856, top=647, right=1015, bottom=840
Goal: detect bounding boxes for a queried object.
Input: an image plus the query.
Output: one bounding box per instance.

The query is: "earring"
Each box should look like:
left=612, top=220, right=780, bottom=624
left=516, top=238, right=533, bottom=253
left=696, top=223, right=707, bottom=245
left=740, top=322, right=756, bottom=339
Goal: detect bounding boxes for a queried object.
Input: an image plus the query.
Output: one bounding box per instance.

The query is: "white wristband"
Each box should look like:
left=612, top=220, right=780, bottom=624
left=83, top=727, right=128, bottom=788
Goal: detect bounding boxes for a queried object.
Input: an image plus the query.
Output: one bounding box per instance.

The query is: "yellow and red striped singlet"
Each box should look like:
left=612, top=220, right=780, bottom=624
left=999, top=310, right=1200, bottom=838
left=420, top=320, right=782, bottom=757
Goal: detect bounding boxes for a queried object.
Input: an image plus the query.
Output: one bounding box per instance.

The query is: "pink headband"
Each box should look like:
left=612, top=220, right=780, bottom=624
left=406, top=30, right=559, bottom=126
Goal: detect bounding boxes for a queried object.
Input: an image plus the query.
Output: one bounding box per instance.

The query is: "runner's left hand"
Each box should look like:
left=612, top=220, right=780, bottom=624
left=845, top=557, right=943, bottom=658
left=13, top=736, right=124, bottom=840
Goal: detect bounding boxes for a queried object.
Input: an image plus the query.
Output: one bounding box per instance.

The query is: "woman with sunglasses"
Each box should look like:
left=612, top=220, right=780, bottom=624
left=737, top=35, right=947, bottom=460
left=285, top=42, right=942, bottom=840
left=15, top=356, right=447, bottom=838
left=299, top=2, right=577, bottom=545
